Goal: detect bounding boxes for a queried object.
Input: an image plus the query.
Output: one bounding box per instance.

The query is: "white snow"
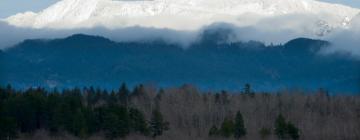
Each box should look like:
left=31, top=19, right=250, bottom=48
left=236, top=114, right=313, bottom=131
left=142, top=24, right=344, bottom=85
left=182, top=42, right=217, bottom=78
left=4, top=0, right=360, bottom=35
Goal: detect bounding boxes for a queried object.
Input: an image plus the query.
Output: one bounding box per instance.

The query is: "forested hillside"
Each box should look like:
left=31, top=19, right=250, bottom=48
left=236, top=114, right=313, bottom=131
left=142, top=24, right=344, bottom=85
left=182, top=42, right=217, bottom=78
left=0, top=84, right=359, bottom=140
left=1, top=32, right=359, bottom=93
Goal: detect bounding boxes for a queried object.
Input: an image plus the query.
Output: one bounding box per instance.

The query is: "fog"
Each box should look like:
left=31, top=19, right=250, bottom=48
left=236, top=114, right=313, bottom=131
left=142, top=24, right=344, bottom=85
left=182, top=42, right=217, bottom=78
left=0, top=21, right=198, bottom=48
left=0, top=13, right=360, bottom=59
left=321, top=16, right=360, bottom=59
left=0, top=14, right=321, bottom=48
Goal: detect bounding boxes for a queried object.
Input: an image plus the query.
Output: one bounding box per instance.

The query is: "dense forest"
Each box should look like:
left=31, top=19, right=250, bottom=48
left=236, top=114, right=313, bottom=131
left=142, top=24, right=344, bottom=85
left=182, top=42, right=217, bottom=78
left=0, top=84, right=359, bottom=140
left=2, top=33, right=359, bottom=93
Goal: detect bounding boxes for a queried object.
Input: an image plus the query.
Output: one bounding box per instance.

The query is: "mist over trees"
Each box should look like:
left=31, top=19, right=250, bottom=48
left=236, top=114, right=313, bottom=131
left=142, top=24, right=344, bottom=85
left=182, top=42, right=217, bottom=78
left=2, top=34, right=359, bottom=93
left=0, top=84, right=359, bottom=140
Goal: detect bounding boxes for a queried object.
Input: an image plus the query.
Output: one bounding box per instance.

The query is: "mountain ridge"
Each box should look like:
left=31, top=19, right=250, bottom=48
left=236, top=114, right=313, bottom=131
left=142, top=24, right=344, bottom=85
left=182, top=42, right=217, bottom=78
left=5, top=0, right=360, bottom=33
left=11, top=33, right=327, bottom=50
left=1, top=33, right=359, bottom=93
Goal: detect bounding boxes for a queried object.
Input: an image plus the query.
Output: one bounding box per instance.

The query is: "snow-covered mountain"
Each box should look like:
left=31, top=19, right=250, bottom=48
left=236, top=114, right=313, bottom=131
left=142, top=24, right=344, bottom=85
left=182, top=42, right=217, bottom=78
left=4, top=0, right=360, bottom=35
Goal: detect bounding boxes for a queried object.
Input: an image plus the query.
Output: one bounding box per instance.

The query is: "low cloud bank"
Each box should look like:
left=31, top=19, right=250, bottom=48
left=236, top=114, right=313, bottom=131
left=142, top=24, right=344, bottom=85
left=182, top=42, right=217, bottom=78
left=321, top=16, right=360, bottom=59
left=0, top=14, right=322, bottom=49
left=0, top=13, right=360, bottom=59
left=322, top=30, right=360, bottom=59
left=0, top=21, right=198, bottom=48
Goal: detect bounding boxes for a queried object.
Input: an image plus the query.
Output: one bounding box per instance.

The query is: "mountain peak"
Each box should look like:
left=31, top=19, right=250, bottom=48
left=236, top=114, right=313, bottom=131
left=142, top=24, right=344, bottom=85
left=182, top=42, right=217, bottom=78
left=64, top=33, right=111, bottom=42
left=5, top=0, right=360, bottom=33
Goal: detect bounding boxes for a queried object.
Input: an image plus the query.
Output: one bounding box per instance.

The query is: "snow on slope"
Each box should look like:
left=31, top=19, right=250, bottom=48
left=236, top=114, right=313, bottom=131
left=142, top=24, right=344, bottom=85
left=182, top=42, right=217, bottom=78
left=4, top=0, right=360, bottom=35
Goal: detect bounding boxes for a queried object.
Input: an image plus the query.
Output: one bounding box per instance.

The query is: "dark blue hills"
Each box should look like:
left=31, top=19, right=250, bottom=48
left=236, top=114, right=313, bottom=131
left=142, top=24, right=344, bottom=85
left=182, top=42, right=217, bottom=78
left=1, top=32, right=359, bottom=93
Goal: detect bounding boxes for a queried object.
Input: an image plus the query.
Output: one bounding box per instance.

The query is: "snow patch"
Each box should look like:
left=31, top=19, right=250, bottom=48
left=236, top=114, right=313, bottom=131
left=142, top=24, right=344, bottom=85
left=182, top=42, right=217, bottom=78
left=4, top=0, right=360, bottom=32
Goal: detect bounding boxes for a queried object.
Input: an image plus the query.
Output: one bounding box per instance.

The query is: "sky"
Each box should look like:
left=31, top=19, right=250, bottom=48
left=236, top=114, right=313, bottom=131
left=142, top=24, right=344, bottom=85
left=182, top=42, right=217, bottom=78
left=0, top=0, right=360, bottom=18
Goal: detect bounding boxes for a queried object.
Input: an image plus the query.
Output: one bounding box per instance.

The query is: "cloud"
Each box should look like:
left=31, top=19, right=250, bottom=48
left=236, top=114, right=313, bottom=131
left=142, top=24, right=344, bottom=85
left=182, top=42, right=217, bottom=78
left=0, top=13, right=360, bottom=59
left=0, top=21, right=199, bottom=49
left=0, top=17, right=340, bottom=49
left=321, top=15, right=360, bottom=58
left=322, top=31, right=360, bottom=59
left=198, top=14, right=325, bottom=44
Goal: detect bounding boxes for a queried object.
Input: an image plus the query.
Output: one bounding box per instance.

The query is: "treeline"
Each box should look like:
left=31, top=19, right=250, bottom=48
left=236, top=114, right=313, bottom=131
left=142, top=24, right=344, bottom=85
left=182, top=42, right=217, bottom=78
left=0, top=84, right=169, bottom=140
left=208, top=112, right=299, bottom=140
left=0, top=84, right=359, bottom=140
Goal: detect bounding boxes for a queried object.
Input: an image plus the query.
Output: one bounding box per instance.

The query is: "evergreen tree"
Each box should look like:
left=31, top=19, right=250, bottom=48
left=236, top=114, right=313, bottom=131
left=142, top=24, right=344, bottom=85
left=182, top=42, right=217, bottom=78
left=118, top=83, right=129, bottom=106
left=82, top=107, right=98, bottom=136
left=0, top=116, right=17, bottom=140
left=2, top=93, right=37, bottom=133
left=220, top=118, right=235, bottom=137
left=47, top=92, right=62, bottom=133
left=274, top=114, right=300, bottom=140
left=132, top=84, right=146, bottom=97
left=244, top=84, right=251, bottom=94
left=287, top=122, right=300, bottom=140
left=275, top=114, right=287, bottom=139
left=68, top=109, right=87, bottom=137
left=150, top=109, right=169, bottom=137
left=109, top=90, right=117, bottom=105
left=234, top=111, right=246, bottom=139
left=61, top=90, right=85, bottom=136
left=86, top=86, right=97, bottom=105
left=129, top=108, right=149, bottom=135
left=102, top=106, right=130, bottom=139
left=243, top=84, right=254, bottom=97
left=208, top=125, right=219, bottom=136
